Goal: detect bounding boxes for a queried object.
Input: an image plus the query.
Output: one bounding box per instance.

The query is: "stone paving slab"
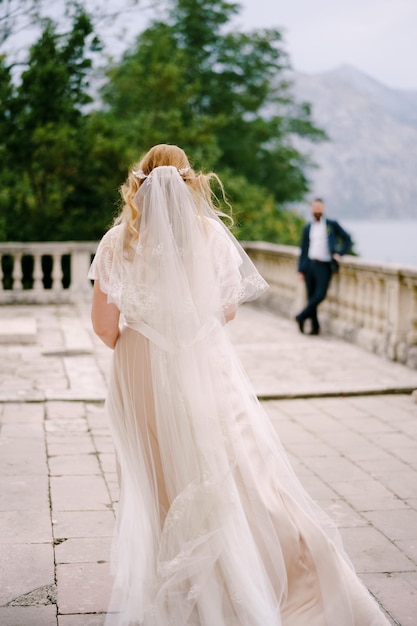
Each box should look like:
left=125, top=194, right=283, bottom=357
left=0, top=302, right=416, bottom=624
left=0, top=317, right=37, bottom=344
left=0, top=606, right=57, bottom=626
left=228, top=305, right=417, bottom=398
left=4, top=395, right=415, bottom=624
left=0, top=302, right=416, bottom=403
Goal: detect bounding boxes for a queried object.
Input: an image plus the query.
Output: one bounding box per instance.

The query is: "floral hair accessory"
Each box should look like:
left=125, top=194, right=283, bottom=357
left=132, top=166, right=190, bottom=180
left=132, top=169, right=147, bottom=179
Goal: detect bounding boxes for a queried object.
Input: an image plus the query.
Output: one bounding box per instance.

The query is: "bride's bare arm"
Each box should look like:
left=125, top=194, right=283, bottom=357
left=91, top=280, right=121, bottom=349
left=224, top=306, right=237, bottom=323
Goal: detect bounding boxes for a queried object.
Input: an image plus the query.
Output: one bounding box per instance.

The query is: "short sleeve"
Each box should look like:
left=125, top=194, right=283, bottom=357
left=207, top=218, right=268, bottom=311
left=88, top=226, right=123, bottom=294
left=207, top=219, right=244, bottom=311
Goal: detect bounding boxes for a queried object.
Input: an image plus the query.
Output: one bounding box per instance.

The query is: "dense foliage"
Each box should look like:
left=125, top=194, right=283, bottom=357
left=0, top=3, right=107, bottom=240
left=0, top=0, right=326, bottom=243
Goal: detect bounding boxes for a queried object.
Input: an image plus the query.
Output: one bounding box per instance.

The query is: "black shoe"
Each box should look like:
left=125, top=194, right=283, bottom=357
left=295, top=315, right=305, bottom=334
left=310, top=327, right=320, bottom=336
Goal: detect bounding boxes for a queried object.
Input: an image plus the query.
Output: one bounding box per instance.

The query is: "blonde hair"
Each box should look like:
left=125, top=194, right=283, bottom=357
left=115, top=144, right=231, bottom=245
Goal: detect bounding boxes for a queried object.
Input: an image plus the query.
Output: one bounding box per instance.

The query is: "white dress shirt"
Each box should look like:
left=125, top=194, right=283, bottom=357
left=308, top=219, right=331, bottom=262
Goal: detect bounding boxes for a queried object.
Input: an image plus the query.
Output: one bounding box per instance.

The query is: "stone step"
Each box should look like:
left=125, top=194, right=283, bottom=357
left=0, top=317, right=37, bottom=344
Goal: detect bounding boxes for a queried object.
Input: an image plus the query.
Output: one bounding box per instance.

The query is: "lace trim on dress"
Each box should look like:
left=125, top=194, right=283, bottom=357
left=89, top=221, right=269, bottom=324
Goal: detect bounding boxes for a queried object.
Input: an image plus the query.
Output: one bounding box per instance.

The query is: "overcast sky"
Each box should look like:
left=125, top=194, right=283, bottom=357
left=5, top=0, right=417, bottom=92
left=236, top=0, right=417, bottom=91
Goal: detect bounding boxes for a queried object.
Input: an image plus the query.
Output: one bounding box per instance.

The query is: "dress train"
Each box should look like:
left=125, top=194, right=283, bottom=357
left=103, top=324, right=389, bottom=626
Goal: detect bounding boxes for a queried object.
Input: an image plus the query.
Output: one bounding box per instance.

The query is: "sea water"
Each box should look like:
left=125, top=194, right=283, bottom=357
left=343, top=220, right=417, bottom=268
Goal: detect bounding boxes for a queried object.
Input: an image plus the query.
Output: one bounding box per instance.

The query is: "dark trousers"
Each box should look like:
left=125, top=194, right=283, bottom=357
left=298, top=260, right=332, bottom=331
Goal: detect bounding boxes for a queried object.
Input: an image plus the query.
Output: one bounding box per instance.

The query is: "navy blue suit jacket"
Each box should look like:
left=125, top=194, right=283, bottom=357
left=298, top=219, right=352, bottom=274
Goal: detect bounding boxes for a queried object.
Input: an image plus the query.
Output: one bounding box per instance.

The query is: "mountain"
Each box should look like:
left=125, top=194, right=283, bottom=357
left=290, top=65, right=417, bottom=219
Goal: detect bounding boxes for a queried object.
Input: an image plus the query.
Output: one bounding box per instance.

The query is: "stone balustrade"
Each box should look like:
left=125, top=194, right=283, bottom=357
left=245, top=241, right=417, bottom=369
left=1, top=240, right=417, bottom=368
left=0, top=242, right=96, bottom=304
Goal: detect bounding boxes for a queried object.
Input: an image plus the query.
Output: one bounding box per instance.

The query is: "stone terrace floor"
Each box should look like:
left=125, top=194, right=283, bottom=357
left=0, top=301, right=416, bottom=625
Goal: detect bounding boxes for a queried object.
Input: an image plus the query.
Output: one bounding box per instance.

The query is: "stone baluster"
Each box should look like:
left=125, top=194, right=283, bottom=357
left=409, top=282, right=417, bottom=345
left=349, top=273, right=357, bottom=325
left=32, top=253, right=44, bottom=292
left=70, top=249, right=95, bottom=297
left=406, top=281, right=417, bottom=368
left=13, top=252, right=23, bottom=290
left=332, top=272, right=341, bottom=321
left=340, top=272, right=349, bottom=323
left=353, top=272, right=362, bottom=327
left=365, top=274, right=373, bottom=329
left=385, top=274, right=402, bottom=360
left=368, top=276, right=375, bottom=329
left=0, top=240, right=416, bottom=367
left=373, top=277, right=384, bottom=334
left=51, top=253, right=63, bottom=291
left=324, top=272, right=336, bottom=319
left=361, top=274, right=370, bottom=328
left=345, top=272, right=356, bottom=326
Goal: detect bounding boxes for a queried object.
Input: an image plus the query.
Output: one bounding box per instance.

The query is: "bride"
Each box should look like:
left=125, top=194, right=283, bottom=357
left=89, top=144, right=389, bottom=625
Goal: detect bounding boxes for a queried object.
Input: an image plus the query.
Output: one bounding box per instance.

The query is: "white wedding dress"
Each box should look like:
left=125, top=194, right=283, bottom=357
left=89, top=166, right=389, bottom=626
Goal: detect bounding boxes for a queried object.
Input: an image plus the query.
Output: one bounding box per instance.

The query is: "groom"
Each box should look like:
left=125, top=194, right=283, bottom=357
left=295, top=198, right=352, bottom=335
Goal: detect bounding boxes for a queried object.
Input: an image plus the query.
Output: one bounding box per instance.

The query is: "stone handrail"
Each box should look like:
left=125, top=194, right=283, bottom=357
left=1, top=240, right=416, bottom=368
left=244, top=241, right=417, bottom=369
left=0, top=242, right=96, bottom=304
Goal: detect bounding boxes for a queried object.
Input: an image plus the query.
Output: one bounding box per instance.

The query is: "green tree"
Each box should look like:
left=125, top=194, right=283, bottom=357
left=0, top=0, right=322, bottom=244
left=0, top=4, right=107, bottom=241
left=0, top=55, right=16, bottom=239
left=212, top=170, right=305, bottom=244
left=169, top=0, right=324, bottom=202
left=98, top=22, right=221, bottom=167
left=97, top=0, right=324, bottom=242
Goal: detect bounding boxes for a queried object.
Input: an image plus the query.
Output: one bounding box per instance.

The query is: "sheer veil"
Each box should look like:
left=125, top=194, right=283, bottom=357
left=90, top=166, right=382, bottom=626
left=102, top=165, right=269, bottom=336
